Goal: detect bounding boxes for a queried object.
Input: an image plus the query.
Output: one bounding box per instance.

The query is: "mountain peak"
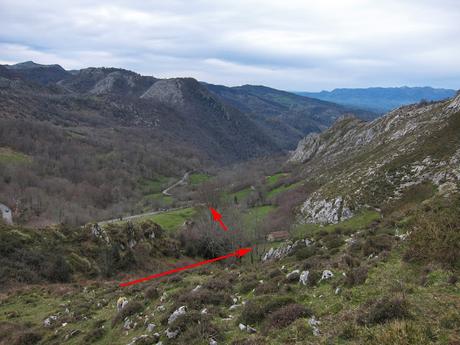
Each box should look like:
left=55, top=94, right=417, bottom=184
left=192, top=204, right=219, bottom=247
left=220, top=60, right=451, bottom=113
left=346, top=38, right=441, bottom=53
left=7, top=61, right=65, bottom=71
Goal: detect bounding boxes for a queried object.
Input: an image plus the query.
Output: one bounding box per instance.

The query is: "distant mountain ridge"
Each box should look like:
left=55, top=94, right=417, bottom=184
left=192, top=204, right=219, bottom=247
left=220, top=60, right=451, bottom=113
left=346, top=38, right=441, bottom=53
left=1, top=61, right=376, bottom=154
left=296, top=86, right=457, bottom=113
left=205, top=83, right=377, bottom=149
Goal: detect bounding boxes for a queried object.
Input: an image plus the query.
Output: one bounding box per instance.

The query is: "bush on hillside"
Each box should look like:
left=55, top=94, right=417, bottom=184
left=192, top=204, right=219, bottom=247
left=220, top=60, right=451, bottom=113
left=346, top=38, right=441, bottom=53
left=112, top=301, right=143, bottom=326
left=405, top=196, right=460, bottom=267
left=345, top=266, right=368, bottom=287
left=357, top=296, right=410, bottom=325
left=240, top=296, right=295, bottom=324
left=267, top=304, right=312, bottom=329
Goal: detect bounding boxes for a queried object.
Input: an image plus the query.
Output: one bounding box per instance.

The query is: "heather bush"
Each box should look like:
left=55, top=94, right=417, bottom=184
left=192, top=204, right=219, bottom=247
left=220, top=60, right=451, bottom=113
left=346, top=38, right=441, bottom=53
left=267, top=303, right=311, bottom=329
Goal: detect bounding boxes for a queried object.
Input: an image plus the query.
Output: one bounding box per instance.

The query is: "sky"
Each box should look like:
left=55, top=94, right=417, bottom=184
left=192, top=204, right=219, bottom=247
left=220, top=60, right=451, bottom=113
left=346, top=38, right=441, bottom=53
left=0, top=0, right=459, bottom=91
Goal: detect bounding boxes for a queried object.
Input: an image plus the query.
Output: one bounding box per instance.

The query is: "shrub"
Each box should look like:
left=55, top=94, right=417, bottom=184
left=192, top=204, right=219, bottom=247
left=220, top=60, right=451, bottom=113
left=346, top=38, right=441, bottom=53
left=239, top=277, right=259, bottom=293
left=357, top=297, right=410, bottom=325
left=267, top=304, right=311, bottom=329
left=112, top=301, right=143, bottom=326
left=240, top=296, right=295, bottom=324
left=177, top=288, right=232, bottom=309
left=306, top=270, right=321, bottom=287
left=295, top=246, right=316, bottom=260
left=342, top=254, right=360, bottom=268
left=322, top=233, right=345, bottom=249
left=405, top=196, right=460, bottom=267
left=12, top=331, right=42, bottom=345
left=144, top=285, right=159, bottom=300
left=363, top=234, right=393, bottom=256
left=44, top=255, right=72, bottom=283
left=254, top=281, right=278, bottom=295
left=83, top=328, right=105, bottom=343
left=338, top=322, right=359, bottom=340
left=345, top=266, right=368, bottom=287
left=169, top=311, right=220, bottom=344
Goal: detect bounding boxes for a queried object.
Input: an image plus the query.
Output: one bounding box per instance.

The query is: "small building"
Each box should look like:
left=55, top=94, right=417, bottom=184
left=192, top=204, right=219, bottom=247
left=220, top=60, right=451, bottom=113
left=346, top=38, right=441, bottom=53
left=0, top=203, right=13, bottom=225
left=267, top=231, right=289, bottom=242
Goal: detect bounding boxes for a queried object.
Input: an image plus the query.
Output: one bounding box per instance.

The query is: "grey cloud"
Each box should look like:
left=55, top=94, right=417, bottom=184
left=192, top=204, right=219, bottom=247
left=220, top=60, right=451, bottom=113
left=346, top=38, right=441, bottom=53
left=0, top=0, right=459, bottom=90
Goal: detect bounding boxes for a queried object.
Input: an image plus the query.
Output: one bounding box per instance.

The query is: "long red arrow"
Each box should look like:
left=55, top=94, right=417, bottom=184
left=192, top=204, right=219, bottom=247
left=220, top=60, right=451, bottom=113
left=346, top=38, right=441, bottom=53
left=209, top=207, right=228, bottom=231
left=119, top=248, right=252, bottom=287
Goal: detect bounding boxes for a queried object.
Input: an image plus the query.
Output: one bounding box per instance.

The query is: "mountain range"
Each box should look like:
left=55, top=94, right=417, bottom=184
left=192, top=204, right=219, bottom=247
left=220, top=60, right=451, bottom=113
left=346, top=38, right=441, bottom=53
left=0, top=61, right=374, bottom=225
left=296, top=86, right=457, bottom=113
left=1, top=61, right=377, bottom=160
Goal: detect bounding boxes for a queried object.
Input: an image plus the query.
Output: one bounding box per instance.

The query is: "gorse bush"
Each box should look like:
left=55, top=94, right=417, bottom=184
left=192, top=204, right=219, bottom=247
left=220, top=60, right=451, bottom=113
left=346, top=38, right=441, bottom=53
left=405, top=196, right=460, bottom=267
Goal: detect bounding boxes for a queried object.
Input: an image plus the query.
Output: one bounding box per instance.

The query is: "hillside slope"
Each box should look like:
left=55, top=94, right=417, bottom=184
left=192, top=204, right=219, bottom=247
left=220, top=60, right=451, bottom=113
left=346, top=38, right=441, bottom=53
left=205, top=83, right=377, bottom=149
left=289, top=92, right=460, bottom=224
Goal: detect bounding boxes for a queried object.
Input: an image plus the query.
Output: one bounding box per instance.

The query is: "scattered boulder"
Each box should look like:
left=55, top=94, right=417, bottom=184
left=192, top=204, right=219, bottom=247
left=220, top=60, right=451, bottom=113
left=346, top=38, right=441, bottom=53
left=43, top=315, right=58, bottom=328
left=286, top=270, right=300, bottom=282
left=229, top=304, right=241, bottom=310
left=192, top=285, right=202, bottom=292
left=320, top=270, right=333, bottom=281
left=209, top=339, right=218, bottom=345
left=124, top=318, right=134, bottom=330
left=246, top=325, right=257, bottom=334
left=146, top=323, right=156, bottom=332
left=165, top=328, right=179, bottom=339
left=299, top=270, right=309, bottom=285
left=308, top=316, right=321, bottom=336
left=168, top=306, right=186, bottom=325
left=127, top=335, right=152, bottom=345
left=238, top=323, right=246, bottom=331
left=117, top=297, right=128, bottom=312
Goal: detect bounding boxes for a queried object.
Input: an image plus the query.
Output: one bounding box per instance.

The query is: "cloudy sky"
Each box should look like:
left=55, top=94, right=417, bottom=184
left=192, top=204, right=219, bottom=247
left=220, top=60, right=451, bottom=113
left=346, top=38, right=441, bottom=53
left=0, top=0, right=459, bottom=91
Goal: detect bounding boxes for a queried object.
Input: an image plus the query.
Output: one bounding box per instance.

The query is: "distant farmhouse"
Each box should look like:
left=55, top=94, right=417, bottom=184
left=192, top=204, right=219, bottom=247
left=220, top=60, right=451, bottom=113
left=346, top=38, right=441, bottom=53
left=0, top=203, right=13, bottom=225
left=267, top=231, right=289, bottom=242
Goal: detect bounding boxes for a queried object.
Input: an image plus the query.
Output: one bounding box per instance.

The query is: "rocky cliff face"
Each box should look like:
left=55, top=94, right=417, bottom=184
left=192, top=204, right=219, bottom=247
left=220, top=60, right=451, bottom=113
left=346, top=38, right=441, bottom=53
left=290, top=93, right=460, bottom=224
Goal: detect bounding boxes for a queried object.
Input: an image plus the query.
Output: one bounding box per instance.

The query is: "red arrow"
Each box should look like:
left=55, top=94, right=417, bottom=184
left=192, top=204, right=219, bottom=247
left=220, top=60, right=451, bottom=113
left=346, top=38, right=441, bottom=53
left=209, top=207, right=228, bottom=231
left=119, top=248, right=252, bottom=287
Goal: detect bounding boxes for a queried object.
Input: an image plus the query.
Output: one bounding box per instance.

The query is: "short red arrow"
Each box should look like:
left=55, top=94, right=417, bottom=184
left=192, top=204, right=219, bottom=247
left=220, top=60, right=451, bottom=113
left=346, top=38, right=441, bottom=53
left=209, top=207, right=228, bottom=231
left=119, top=247, right=252, bottom=287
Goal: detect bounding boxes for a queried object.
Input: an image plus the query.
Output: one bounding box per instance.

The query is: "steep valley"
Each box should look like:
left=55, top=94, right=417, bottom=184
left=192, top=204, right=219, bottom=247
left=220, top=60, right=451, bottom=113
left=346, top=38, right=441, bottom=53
left=0, top=63, right=459, bottom=345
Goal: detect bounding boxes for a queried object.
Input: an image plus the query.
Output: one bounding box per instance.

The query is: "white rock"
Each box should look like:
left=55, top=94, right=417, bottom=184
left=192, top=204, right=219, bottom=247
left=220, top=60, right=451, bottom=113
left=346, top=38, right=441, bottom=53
left=286, top=269, right=300, bottom=281
left=308, top=316, right=321, bottom=336
left=43, top=315, right=58, bottom=327
left=209, top=339, right=218, bottom=345
left=320, top=270, right=333, bottom=281
left=192, top=285, right=202, bottom=292
left=299, top=270, right=309, bottom=285
left=247, top=325, right=257, bottom=334
left=123, top=318, right=133, bottom=330
left=201, top=308, right=208, bottom=314
left=127, top=335, right=149, bottom=345
left=146, top=323, right=156, bottom=332
left=229, top=304, right=241, bottom=310
left=166, top=328, right=179, bottom=339
left=238, top=323, right=246, bottom=331
left=168, top=306, right=186, bottom=325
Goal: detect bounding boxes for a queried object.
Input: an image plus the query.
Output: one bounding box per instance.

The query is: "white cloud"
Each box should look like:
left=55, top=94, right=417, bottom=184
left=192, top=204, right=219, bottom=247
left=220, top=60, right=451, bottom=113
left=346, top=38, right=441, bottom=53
left=0, top=0, right=459, bottom=90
